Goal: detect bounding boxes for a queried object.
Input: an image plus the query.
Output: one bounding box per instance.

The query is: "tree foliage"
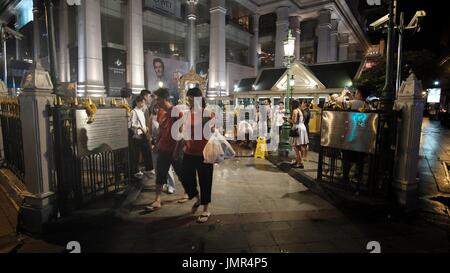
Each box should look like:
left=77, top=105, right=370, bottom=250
left=354, top=50, right=442, bottom=96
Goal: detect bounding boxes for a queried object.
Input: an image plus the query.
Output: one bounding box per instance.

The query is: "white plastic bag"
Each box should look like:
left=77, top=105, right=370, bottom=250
left=203, top=130, right=236, bottom=164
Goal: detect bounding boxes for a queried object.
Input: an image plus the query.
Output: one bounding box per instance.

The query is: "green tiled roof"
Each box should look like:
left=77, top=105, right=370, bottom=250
left=254, top=68, right=287, bottom=91
left=307, top=61, right=362, bottom=88
left=235, top=78, right=256, bottom=92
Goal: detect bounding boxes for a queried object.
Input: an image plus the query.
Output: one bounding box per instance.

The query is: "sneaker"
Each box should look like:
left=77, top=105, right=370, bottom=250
left=167, top=186, right=175, bottom=194
left=150, top=169, right=156, bottom=175
left=134, top=171, right=144, bottom=178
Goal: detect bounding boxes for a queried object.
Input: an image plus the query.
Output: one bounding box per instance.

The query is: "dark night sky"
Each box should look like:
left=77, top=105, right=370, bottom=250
left=362, top=0, right=448, bottom=57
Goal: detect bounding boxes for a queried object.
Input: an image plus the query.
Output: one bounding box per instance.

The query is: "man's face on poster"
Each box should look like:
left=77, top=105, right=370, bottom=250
left=154, top=61, right=164, bottom=78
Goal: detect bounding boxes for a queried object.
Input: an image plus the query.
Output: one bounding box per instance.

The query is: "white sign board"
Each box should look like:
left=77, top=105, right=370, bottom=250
left=144, top=0, right=181, bottom=17
left=427, top=88, right=441, bottom=103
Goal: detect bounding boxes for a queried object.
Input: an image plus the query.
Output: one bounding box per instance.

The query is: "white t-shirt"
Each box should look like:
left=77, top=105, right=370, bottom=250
left=131, top=108, right=147, bottom=135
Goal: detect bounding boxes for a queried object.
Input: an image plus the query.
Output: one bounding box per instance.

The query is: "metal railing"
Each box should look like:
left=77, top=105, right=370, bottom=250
left=0, top=96, right=25, bottom=182
left=317, top=109, right=393, bottom=197
left=51, top=105, right=130, bottom=215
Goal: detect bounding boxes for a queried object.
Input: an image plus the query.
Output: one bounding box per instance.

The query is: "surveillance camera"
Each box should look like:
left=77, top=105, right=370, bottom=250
left=406, top=10, right=426, bottom=29
left=369, top=14, right=389, bottom=29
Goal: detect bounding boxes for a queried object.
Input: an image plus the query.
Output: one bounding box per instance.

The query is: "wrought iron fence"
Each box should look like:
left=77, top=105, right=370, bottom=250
left=317, top=109, right=393, bottom=197
left=51, top=105, right=130, bottom=215
left=0, top=96, right=25, bottom=182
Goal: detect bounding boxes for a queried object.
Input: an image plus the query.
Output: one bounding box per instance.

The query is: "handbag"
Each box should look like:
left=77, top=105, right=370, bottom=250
left=289, top=127, right=299, bottom=137
left=131, top=110, right=145, bottom=140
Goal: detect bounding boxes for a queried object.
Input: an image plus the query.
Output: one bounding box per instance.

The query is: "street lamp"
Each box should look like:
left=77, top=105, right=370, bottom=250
left=279, top=29, right=296, bottom=155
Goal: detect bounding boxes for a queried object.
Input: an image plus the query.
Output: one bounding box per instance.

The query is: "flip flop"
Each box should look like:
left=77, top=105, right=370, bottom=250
left=144, top=202, right=161, bottom=212
left=177, top=197, right=189, bottom=203
left=197, top=212, right=211, bottom=223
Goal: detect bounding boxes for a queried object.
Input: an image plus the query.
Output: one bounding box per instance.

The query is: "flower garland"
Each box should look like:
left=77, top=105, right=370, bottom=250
left=120, top=99, right=132, bottom=113
left=84, top=98, right=97, bottom=124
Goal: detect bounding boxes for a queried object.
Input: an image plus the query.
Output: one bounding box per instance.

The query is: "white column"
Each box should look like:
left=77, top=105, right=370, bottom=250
left=58, top=0, right=70, bottom=82
left=186, top=0, right=198, bottom=70
left=394, top=73, right=424, bottom=211
left=317, top=9, right=331, bottom=63
left=339, top=33, right=349, bottom=61
left=275, top=7, right=289, bottom=67
left=208, top=0, right=227, bottom=96
left=251, top=13, right=260, bottom=76
left=329, top=19, right=339, bottom=62
left=19, top=65, right=56, bottom=233
left=77, top=0, right=105, bottom=97
left=290, top=16, right=301, bottom=61
left=126, top=0, right=145, bottom=95
left=33, top=0, right=40, bottom=64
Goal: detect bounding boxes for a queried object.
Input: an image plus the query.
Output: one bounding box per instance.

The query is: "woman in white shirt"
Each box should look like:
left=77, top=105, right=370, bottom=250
left=131, top=95, right=152, bottom=178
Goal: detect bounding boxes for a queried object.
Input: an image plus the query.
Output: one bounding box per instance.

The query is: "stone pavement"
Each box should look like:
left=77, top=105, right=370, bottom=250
left=0, top=183, right=63, bottom=253
left=1, top=118, right=450, bottom=253
left=4, top=157, right=445, bottom=253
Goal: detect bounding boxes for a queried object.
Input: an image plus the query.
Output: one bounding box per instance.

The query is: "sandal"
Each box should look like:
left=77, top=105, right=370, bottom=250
left=197, top=212, right=211, bottom=223
left=177, top=197, right=189, bottom=203
left=294, top=163, right=304, bottom=169
left=144, top=202, right=161, bottom=212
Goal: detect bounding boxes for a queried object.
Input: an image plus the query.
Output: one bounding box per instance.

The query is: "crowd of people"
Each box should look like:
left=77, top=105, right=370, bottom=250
left=119, top=83, right=373, bottom=223
left=234, top=98, right=312, bottom=168
left=121, top=87, right=214, bottom=223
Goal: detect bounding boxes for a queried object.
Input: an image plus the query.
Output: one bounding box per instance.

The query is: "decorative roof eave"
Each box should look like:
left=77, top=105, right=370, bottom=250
left=232, top=88, right=333, bottom=98
left=272, top=61, right=326, bottom=92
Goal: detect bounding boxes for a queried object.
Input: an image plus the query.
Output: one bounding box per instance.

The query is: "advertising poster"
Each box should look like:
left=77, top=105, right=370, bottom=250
left=145, top=54, right=188, bottom=103
left=103, top=47, right=127, bottom=97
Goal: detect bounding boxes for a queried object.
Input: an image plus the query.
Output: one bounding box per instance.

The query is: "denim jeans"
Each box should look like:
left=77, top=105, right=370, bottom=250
left=152, top=150, right=175, bottom=188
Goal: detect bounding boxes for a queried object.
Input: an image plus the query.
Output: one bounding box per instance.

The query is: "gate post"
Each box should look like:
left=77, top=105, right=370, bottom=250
left=394, top=73, right=424, bottom=211
left=0, top=80, right=6, bottom=160
left=19, top=64, right=56, bottom=233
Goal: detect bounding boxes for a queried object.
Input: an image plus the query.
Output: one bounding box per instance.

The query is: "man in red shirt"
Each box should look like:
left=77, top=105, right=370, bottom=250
left=145, top=88, right=182, bottom=211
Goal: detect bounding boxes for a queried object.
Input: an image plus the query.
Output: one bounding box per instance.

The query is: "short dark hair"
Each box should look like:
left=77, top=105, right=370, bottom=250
left=279, top=101, right=284, bottom=105
left=186, top=87, right=202, bottom=97
left=140, top=89, right=151, bottom=96
left=135, top=95, right=145, bottom=103
left=120, top=87, right=132, bottom=99
left=153, top=58, right=164, bottom=69
left=264, top=98, right=271, bottom=104
left=291, top=100, right=300, bottom=110
left=153, top=88, right=170, bottom=100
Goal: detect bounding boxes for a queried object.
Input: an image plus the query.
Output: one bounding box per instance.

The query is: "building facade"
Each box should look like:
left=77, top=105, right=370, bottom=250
left=0, top=0, right=370, bottom=99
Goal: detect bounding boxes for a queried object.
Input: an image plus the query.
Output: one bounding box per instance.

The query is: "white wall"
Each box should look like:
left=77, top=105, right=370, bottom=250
left=227, top=62, right=254, bottom=95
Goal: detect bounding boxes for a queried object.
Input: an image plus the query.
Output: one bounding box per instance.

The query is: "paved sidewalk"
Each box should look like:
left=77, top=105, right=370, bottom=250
left=1, top=119, right=450, bottom=253
left=32, top=157, right=450, bottom=253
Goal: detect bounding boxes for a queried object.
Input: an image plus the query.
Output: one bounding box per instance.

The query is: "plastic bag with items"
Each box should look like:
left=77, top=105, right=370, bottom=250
left=203, top=129, right=236, bottom=164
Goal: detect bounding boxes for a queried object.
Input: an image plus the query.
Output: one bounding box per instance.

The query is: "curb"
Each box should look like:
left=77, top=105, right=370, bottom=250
left=0, top=168, right=26, bottom=211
